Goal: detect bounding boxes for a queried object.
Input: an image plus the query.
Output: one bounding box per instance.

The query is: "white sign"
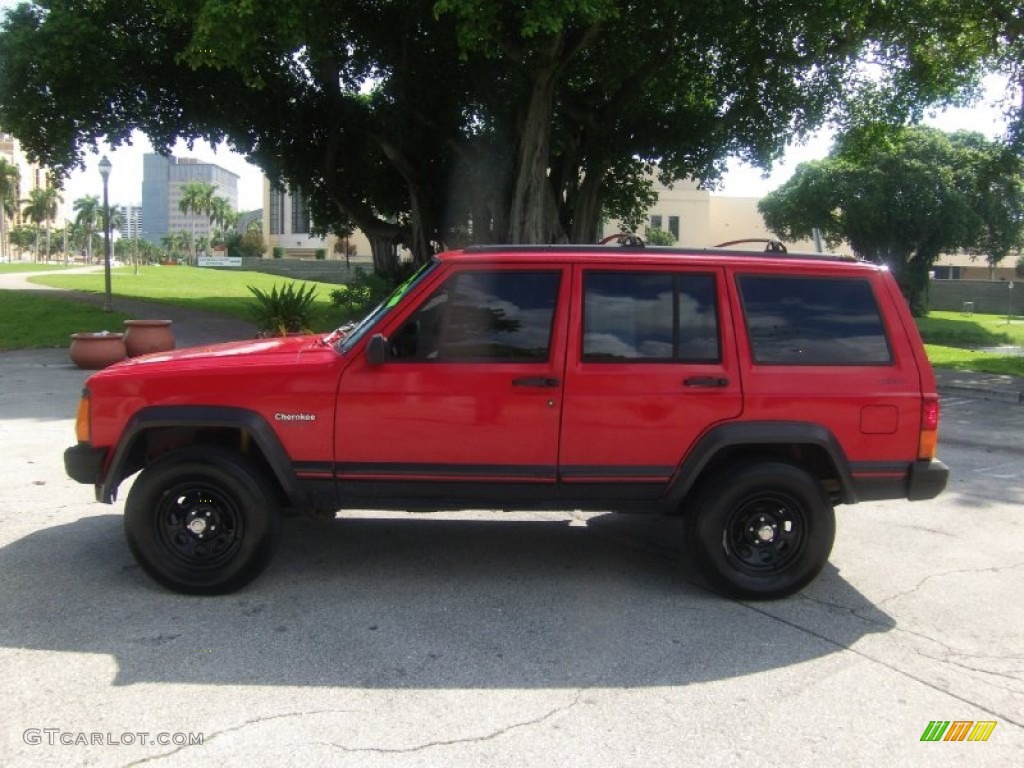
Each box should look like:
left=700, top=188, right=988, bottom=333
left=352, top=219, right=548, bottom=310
left=198, top=255, right=243, bottom=268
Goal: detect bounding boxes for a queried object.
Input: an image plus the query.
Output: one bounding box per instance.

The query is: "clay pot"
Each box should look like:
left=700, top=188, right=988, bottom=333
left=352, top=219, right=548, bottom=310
left=69, top=332, right=127, bottom=370
left=123, top=319, right=175, bottom=357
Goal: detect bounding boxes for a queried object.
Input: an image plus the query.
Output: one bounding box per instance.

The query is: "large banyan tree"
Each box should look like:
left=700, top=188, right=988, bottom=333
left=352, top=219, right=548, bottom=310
left=2, top=1, right=1021, bottom=273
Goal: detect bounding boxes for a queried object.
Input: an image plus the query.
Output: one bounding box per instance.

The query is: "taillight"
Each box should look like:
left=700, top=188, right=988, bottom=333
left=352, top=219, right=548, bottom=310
left=918, top=398, right=940, bottom=460
left=75, top=390, right=91, bottom=443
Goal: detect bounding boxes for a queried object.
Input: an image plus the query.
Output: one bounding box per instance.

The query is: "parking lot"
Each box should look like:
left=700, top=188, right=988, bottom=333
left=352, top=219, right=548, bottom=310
left=0, top=349, right=1021, bottom=767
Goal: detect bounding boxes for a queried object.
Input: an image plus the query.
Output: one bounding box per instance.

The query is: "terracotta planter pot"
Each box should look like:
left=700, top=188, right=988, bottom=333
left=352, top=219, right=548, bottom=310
left=69, top=332, right=127, bottom=370
left=123, top=319, right=175, bottom=357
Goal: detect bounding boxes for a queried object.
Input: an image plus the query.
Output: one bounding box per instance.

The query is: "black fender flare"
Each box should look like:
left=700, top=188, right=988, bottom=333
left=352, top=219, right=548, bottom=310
left=99, top=405, right=304, bottom=505
left=662, top=421, right=856, bottom=508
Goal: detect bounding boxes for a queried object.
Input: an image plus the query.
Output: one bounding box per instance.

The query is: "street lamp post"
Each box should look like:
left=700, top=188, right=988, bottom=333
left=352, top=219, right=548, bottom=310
left=98, top=155, right=113, bottom=312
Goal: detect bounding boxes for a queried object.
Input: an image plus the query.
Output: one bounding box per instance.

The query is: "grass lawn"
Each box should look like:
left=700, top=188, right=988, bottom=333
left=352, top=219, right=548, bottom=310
left=0, top=291, right=132, bottom=350
left=923, top=344, right=1024, bottom=376
left=916, top=311, right=1023, bottom=377
left=33, top=265, right=350, bottom=329
left=916, top=310, right=1024, bottom=346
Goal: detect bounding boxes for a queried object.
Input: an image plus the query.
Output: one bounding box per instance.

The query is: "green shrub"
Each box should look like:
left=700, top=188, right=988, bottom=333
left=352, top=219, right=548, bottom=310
left=315, top=248, right=326, bottom=260
left=247, top=282, right=319, bottom=335
left=272, top=246, right=284, bottom=259
left=329, top=267, right=395, bottom=320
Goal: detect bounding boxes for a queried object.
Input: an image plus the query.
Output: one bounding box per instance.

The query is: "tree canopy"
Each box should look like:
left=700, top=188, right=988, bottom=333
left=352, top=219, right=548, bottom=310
left=758, top=125, right=1024, bottom=313
left=1, top=0, right=1020, bottom=272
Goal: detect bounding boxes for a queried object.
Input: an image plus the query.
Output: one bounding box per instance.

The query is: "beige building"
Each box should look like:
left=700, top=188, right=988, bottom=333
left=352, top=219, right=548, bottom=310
left=262, top=181, right=372, bottom=260
left=607, top=177, right=1019, bottom=281
left=1, top=131, right=52, bottom=261
left=602, top=177, right=823, bottom=253
left=931, top=251, right=1018, bottom=282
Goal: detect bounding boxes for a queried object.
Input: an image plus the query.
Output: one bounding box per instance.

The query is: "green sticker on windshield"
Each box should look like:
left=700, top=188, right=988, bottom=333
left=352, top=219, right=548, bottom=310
left=385, top=266, right=427, bottom=307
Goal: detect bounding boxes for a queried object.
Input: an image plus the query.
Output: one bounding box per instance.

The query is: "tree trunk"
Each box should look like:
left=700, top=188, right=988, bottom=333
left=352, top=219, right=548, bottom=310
left=902, top=250, right=938, bottom=316
left=508, top=68, right=565, bottom=244
left=376, top=138, right=435, bottom=266
left=570, top=166, right=606, bottom=243
left=368, top=231, right=400, bottom=276
left=406, top=189, right=433, bottom=267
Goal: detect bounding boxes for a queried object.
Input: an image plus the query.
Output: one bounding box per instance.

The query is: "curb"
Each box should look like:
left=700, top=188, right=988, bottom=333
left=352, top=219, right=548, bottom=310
left=938, top=384, right=1024, bottom=405
left=934, top=369, right=1024, bottom=405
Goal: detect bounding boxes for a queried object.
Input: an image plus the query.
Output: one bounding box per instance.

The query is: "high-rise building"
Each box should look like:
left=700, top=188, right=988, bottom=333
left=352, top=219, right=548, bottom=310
left=141, top=153, right=239, bottom=245
left=118, top=204, right=142, bottom=241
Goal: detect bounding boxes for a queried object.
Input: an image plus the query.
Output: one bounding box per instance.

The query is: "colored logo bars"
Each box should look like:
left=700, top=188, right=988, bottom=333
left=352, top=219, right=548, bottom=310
left=920, top=721, right=997, bottom=742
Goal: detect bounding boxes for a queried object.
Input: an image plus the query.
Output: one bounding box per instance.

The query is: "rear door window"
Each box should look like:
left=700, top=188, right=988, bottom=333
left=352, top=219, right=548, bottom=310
left=582, top=272, right=720, bottom=362
left=737, top=275, right=892, bottom=365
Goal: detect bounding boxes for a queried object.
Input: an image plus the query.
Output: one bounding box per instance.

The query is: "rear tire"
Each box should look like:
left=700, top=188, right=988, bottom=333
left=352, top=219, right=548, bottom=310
left=685, top=462, right=835, bottom=600
left=124, top=446, right=281, bottom=595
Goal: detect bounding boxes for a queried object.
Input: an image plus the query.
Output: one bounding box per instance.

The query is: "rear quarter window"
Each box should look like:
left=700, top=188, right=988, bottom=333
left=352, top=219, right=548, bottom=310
left=737, top=275, right=892, bottom=365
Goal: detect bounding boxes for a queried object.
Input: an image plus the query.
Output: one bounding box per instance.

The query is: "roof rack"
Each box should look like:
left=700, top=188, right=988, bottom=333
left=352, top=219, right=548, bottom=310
left=461, top=243, right=860, bottom=262
left=714, top=238, right=787, bottom=253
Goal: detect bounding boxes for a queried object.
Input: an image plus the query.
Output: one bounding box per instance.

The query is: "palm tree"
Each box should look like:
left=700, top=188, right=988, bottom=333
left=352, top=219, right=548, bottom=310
left=38, top=186, right=60, bottom=260
left=0, top=157, right=20, bottom=262
left=22, top=186, right=61, bottom=261
left=159, top=234, right=176, bottom=261
left=178, top=181, right=217, bottom=263
left=73, top=194, right=101, bottom=262
left=8, top=225, right=35, bottom=259
left=57, top=220, right=75, bottom=263
left=21, top=197, right=40, bottom=261
left=101, top=204, right=124, bottom=264
left=208, top=195, right=237, bottom=244
left=173, top=230, right=192, bottom=261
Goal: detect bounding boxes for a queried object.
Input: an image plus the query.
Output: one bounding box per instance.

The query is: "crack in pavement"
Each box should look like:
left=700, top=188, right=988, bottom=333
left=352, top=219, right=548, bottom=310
left=875, top=561, right=1024, bottom=608
left=739, top=593, right=1024, bottom=730
left=118, top=708, right=360, bottom=767
left=910, top=651, right=1024, bottom=690
left=117, top=693, right=584, bottom=764
left=322, top=689, right=584, bottom=755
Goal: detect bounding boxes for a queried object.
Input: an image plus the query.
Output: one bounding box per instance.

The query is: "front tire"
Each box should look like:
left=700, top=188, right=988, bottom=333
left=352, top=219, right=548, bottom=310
left=685, top=462, right=835, bottom=600
left=124, top=447, right=281, bottom=595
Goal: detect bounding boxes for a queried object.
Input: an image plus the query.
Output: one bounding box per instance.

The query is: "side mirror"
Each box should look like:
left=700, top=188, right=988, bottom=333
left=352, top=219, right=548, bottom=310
left=366, top=334, right=389, bottom=366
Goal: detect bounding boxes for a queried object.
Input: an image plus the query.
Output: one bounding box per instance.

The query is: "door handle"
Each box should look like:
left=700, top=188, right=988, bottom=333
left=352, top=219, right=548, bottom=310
left=512, top=377, right=560, bottom=388
left=683, top=376, right=729, bottom=388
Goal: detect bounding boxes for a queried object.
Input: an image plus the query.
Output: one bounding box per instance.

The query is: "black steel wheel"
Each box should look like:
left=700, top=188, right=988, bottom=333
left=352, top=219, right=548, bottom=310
left=685, top=462, right=835, bottom=600
left=125, top=446, right=281, bottom=594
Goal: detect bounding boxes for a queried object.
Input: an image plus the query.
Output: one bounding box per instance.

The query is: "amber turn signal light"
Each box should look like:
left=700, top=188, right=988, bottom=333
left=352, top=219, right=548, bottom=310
left=74, top=391, right=91, bottom=443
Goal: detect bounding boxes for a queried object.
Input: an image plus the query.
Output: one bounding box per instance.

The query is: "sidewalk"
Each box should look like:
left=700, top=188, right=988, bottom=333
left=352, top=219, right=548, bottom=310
left=2, top=265, right=1022, bottom=403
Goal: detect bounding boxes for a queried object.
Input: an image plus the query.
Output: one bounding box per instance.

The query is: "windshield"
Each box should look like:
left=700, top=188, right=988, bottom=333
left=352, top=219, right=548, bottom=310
left=337, top=259, right=438, bottom=353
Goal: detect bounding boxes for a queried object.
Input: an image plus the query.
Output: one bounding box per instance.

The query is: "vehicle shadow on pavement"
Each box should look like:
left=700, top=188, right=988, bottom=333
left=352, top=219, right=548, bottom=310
left=0, top=511, right=894, bottom=689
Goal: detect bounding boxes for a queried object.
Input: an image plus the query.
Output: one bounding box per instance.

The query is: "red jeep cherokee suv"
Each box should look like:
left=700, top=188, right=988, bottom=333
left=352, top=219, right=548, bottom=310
left=65, top=245, right=948, bottom=598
